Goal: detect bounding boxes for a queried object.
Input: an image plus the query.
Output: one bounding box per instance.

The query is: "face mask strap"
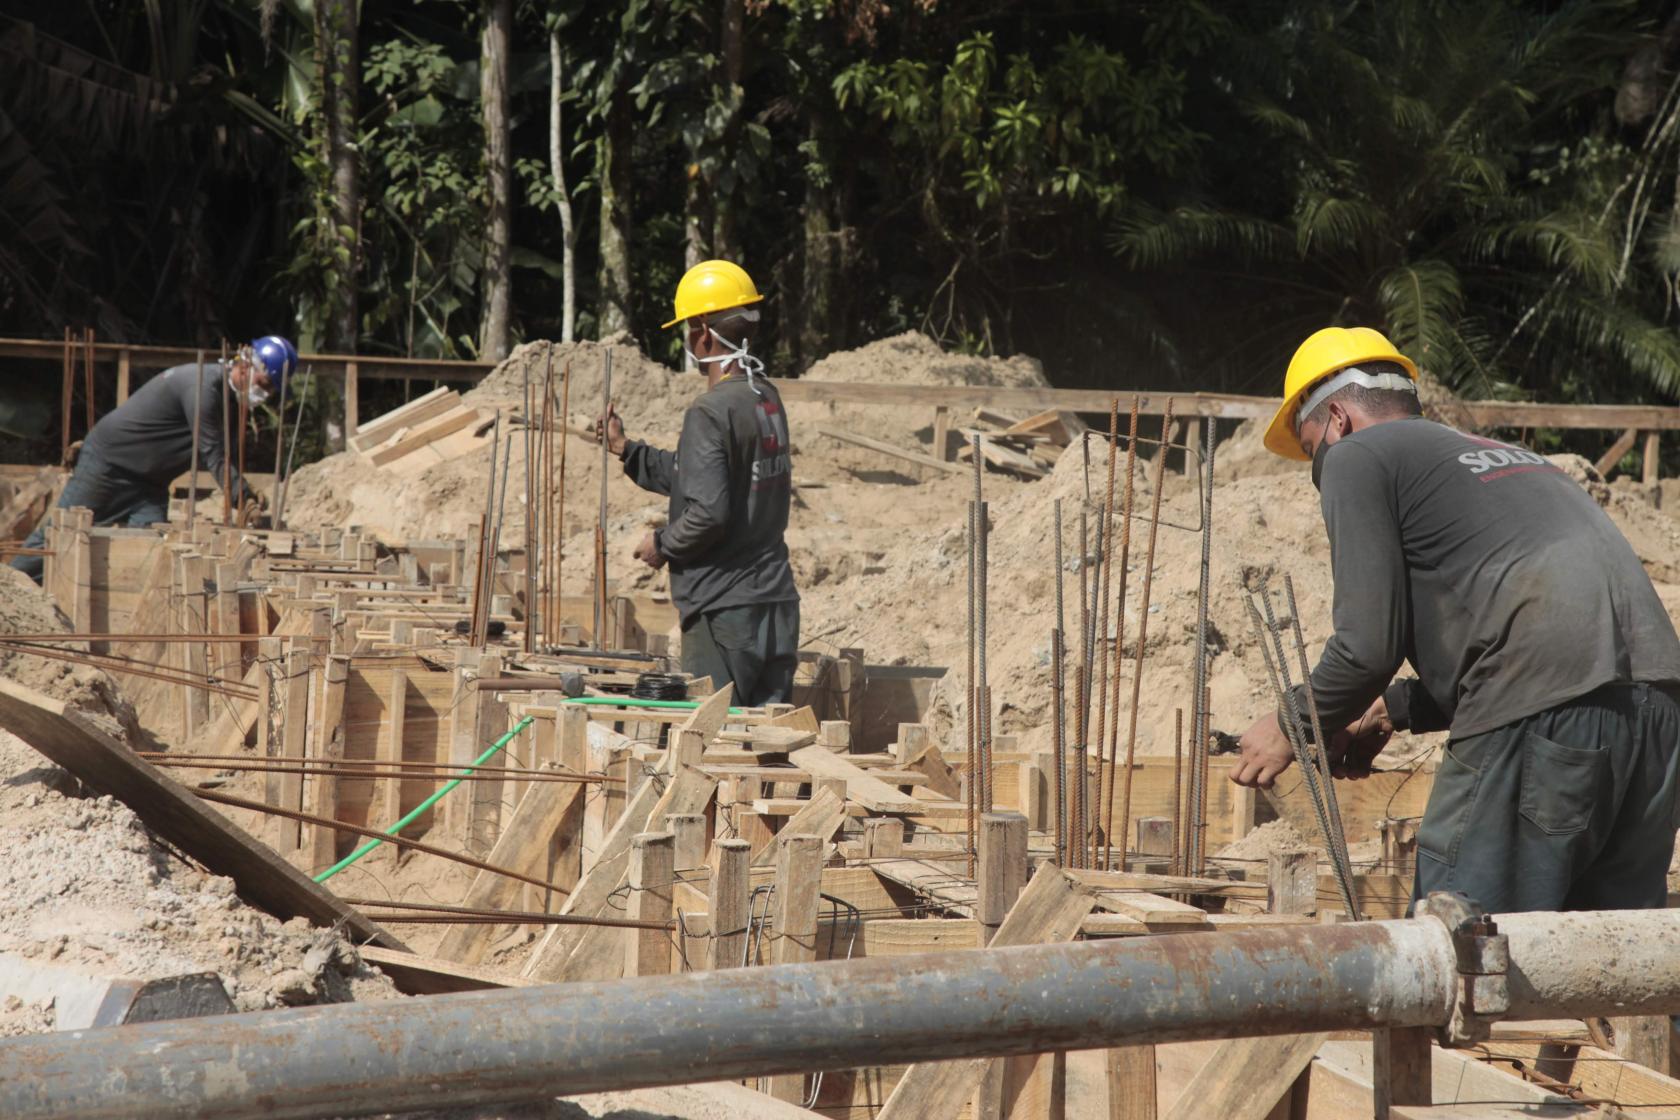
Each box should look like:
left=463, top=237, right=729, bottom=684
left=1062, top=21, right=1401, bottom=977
left=686, top=316, right=765, bottom=395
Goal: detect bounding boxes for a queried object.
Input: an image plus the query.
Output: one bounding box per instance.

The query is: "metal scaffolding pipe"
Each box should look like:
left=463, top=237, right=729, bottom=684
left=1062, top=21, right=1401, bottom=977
left=0, top=919, right=1455, bottom=1120
left=2, top=908, right=1679, bottom=1120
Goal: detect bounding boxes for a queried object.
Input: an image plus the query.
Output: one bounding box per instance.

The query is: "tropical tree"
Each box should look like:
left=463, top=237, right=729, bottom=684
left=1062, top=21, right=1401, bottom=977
left=1113, top=0, right=1680, bottom=403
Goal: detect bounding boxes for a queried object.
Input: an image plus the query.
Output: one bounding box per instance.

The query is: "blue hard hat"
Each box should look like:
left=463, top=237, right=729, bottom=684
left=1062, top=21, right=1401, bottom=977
left=249, top=336, right=298, bottom=387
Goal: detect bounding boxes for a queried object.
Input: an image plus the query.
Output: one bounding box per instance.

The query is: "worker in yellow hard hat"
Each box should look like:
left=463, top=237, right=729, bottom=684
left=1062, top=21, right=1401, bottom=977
left=596, top=260, right=799, bottom=705
left=1231, top=325, right=1680, bottom=915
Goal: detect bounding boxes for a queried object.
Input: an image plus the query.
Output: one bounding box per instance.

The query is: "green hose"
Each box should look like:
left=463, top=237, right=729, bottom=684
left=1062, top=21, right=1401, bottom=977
left=313, top=715, right=536, bottom=884
left=561, top=696, right=744, bottom=714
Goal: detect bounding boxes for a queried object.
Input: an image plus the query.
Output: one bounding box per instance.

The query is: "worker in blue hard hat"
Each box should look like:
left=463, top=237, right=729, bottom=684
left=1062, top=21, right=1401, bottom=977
left=10, top=335, right=297, bottom=582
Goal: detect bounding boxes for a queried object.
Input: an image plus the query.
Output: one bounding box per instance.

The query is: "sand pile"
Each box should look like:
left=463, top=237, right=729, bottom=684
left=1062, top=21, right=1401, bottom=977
left=0, top=726, right=399, bottom=1035
left=0, top=569, right=138, bottom=742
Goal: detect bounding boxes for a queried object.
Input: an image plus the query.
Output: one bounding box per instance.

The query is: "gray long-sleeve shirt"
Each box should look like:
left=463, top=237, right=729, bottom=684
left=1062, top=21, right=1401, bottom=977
left=82, top=361, right=250, bottom=501
left=1308, top=418, right=1680, bottom=737
left=621, top=374, right=798, bottom=626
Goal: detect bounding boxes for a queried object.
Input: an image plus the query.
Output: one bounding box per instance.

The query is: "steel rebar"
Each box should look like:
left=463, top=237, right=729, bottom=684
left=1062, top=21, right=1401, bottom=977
left=966, top=495, right=977, bottom=877
left=1171, top=709, right=1183, bottom=877
left=1188, top=415, right=1216, bottom=871
left=595, top=349, right=612, bottom=649
left=1100, top=397, right=1140, bottom=868
left=554, top=359, right=572, bottom=644
left=1114, top=401, right=1172, bottom=870
left=187, top=350, right=205, bottom=530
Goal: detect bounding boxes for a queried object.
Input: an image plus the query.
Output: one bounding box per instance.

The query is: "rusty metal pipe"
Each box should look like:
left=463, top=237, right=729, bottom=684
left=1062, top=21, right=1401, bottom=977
left=0, top=917, right=1462, bottom=1119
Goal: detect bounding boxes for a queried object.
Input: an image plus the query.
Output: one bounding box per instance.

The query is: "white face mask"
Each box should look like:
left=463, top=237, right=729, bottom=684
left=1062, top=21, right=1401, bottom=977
left=685, top=314, right=765, bottom=393
left=244, top=383, right=270, bottom=408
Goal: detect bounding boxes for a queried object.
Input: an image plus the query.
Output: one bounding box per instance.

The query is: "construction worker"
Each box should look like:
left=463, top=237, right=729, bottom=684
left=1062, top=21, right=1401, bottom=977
left=1231, top=326, right=1680, bottom=912
left=11, top=336, right=296, bottom=582
left=596, top=260, right=799, bottom=705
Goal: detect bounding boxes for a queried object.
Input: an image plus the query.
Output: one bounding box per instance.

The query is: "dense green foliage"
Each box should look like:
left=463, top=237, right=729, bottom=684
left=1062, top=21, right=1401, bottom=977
left=4, top=0, right=1680, bottom=428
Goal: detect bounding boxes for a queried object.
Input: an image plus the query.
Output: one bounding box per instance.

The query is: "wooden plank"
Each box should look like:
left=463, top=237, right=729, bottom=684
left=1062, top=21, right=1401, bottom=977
left=767, top=833, right=825, bottom=1102
left=1645, top=430, right=1662, bottom=485
left=379, top=668, right=407, bottom=825
left=680, top=682, right=736, bottom=741
left=308, top=654, right=350, bottom=870
left=708, top=839, right=752, bottom=969
left=0, top=677, right=402, bottom=948
left=818, top=425, right=964, bottom=474
left=790, top=745, right=923, bottom=813
left=432, top=770, right=586, bottom=965
left=1108, top=1044, right=1156, bottom=1120
left=871, top=857, right=981, bottom=917
left=750, top=789, right=848, bottom=868
left=565, top=1082, right=832, bottom=1120
left=350, top=386, right=457, bottom=452
left=1595, top=426, right=1640, bottom=478
left=876, top=866, right=1098, bottom=1120
left=1160, top=1033, right=1330, bottom=1120
left=1374, top=1027, right=1433, bottom=1120
left=1087, top=890, right=1207, bottom=927
left=357, top=946, right=534, bottom=994
left=623, top=831, right=676, bottom=978
left=366, top=405, right=481, bottom=467
left=718, top=727, right=818, bottom=752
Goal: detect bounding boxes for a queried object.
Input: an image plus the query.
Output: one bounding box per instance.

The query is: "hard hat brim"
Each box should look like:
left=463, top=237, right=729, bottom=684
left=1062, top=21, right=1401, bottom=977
left=662, top=293, right=764, bottom=330
left=1263, top=351, right=1418, bottom=461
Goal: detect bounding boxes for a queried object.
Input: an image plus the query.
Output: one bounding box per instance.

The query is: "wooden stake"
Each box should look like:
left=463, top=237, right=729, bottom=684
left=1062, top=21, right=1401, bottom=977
left=307, top=654, right=350, bottom=871
left=622, top=831, right=676, bottom=978
left=1267, top=849, right=1317, bottom=916
left=664, top=812, right=707, bottom=871
left=766, top=832, right=823, bottom=1103
left=707, top=838, right=751, bottom=970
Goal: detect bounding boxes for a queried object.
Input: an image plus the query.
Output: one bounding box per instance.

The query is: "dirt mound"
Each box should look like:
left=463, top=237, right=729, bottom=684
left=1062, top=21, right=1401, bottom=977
left=0, top=568, right=138, bottom=742
left=803, top=331, right=1048, bottom=390
left=0, top=729, right=399, bottom=1036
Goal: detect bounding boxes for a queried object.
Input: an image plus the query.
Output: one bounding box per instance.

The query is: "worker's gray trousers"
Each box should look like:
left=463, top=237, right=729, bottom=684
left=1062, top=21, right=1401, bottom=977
left=1414, top=681, right=1680, bottom=912
left=10, top=446, right=167, bottom=583
left=681, top=599, right=800, bottom=708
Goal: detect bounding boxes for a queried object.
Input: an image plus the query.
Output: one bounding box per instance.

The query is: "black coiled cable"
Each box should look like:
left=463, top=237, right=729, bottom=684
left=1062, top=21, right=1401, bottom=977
left=631, top=672, right=689, bottom=701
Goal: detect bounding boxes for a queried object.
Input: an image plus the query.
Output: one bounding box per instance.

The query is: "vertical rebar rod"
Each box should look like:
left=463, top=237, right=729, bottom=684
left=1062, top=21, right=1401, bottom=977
left=1090, top=401, right=1120, bottom=865
left=219, top=340, right=232, bottom=527
left=1188, top=416, right=1217, bottom=872
left=966, top=496, right=977, bottom=877
left=1114, top=401, right=1172, bottom=870
left=269, top=354, right=290, bottom=532
left=1053, top=497, right=1067, bottom=867
left=236, top=373, right=248, bottom=526
left=977, top=496, right=991, bottom=815
left=59, top=326, right=72, bottom=466
left=523, top=354, right=537, bottom=653
left=595, top=349, right=612, bottom=650
left=1072, top=665, right=1087, bottom=869
left=556, top=360, right=572, bottom=643
left=1075, top=503, right=1089, bottom=868
left=1099, top=397, right=1140, bottom=868
left=187, top=351, right=205, bottom=531
left=81, top=326, right=95, bottom=433
left=1171, top=709, right=1183, bottom=877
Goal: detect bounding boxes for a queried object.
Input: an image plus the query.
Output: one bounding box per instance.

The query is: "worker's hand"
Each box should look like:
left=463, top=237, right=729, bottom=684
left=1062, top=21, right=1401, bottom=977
left=595, top=403, right=627, bottom=458
left=632, top=529, right=665, bottom=570
left=1327, top=695, right=1394, bottom=779
left=1230, top=712, right=1295, bottom=789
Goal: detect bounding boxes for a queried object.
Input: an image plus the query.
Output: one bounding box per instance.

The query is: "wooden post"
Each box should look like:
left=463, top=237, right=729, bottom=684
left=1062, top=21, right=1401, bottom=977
left=862, top=817, right=904, bottom=858
left=116, top=347, right=131, bottom=405
left=623, top=831, right=676, bottom=978
left=1230, top=783, right=1257, bottom=846
left=1107, top=1045, right=1156, bottom=1120
left=707, top=838, right=751, bottom=970
left=256, top=633, right=281, bottom=786
left=1644, top=430, right=1662, bottom=486
left=1595, top=426, right=1639, bottom=479
left=214, top=561, right=241, bottom=684
left=933, top=405, right=951, bottom=462
left=1181, top=417, right=1200, bottom=479
left=1380, top=818, right=1419, bottom=882
left=766, top=833, right=823, bottom=1102
left=1612, top=1015, right=1672, bottom=1076
left=182, top=554, right=211, bottom=733
left=308, top=653, right=350, bottom=871
left=837, top=647, right=866, bottom=746
left=665, top=813, right=707, bottom=871
left=1130, top=816, right=1172, bottom=873
left=380, top=668, right=408, bottom=831
left=976, top=812, right=1028, bottom=1120
left=276, top=642, right=310, bottom=850
left=813, top=776, right=847, bottom=806
left=1267, top=850, right=1317, bottom=916
left=444, top=648, right=483, bottom=836
left=467, top=654, right=507, bottom=855
left=343, top=361, right=359, bottom=440
left=67, top=508, right=91, bottom=639
left=894, top=722, right=927, bottom=765
left=819, top=720, right=852, bottom=754
left=1372, top=1027, right=1432, bottom=1119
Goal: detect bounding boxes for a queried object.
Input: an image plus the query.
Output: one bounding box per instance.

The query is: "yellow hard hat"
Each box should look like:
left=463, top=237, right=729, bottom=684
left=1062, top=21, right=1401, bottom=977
left=661, top=259, right=765, bottom=329
left=1263, top=326, right=1418, bottom=460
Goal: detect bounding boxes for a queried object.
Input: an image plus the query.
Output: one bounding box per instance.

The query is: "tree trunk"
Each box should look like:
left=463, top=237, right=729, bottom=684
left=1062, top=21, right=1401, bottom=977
left=713, top=0, right=746, bottom=261
left=1616, top=3, right=1680, bottom=128
left=597, top=91, right=635, bottom=337
left=549, top=28, right=577, bottom=344
left=797, top=172, right=837, bottom=372
left=479, top=0, right=514, bottom=361
left=314, top=0, right=360, bottom=354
